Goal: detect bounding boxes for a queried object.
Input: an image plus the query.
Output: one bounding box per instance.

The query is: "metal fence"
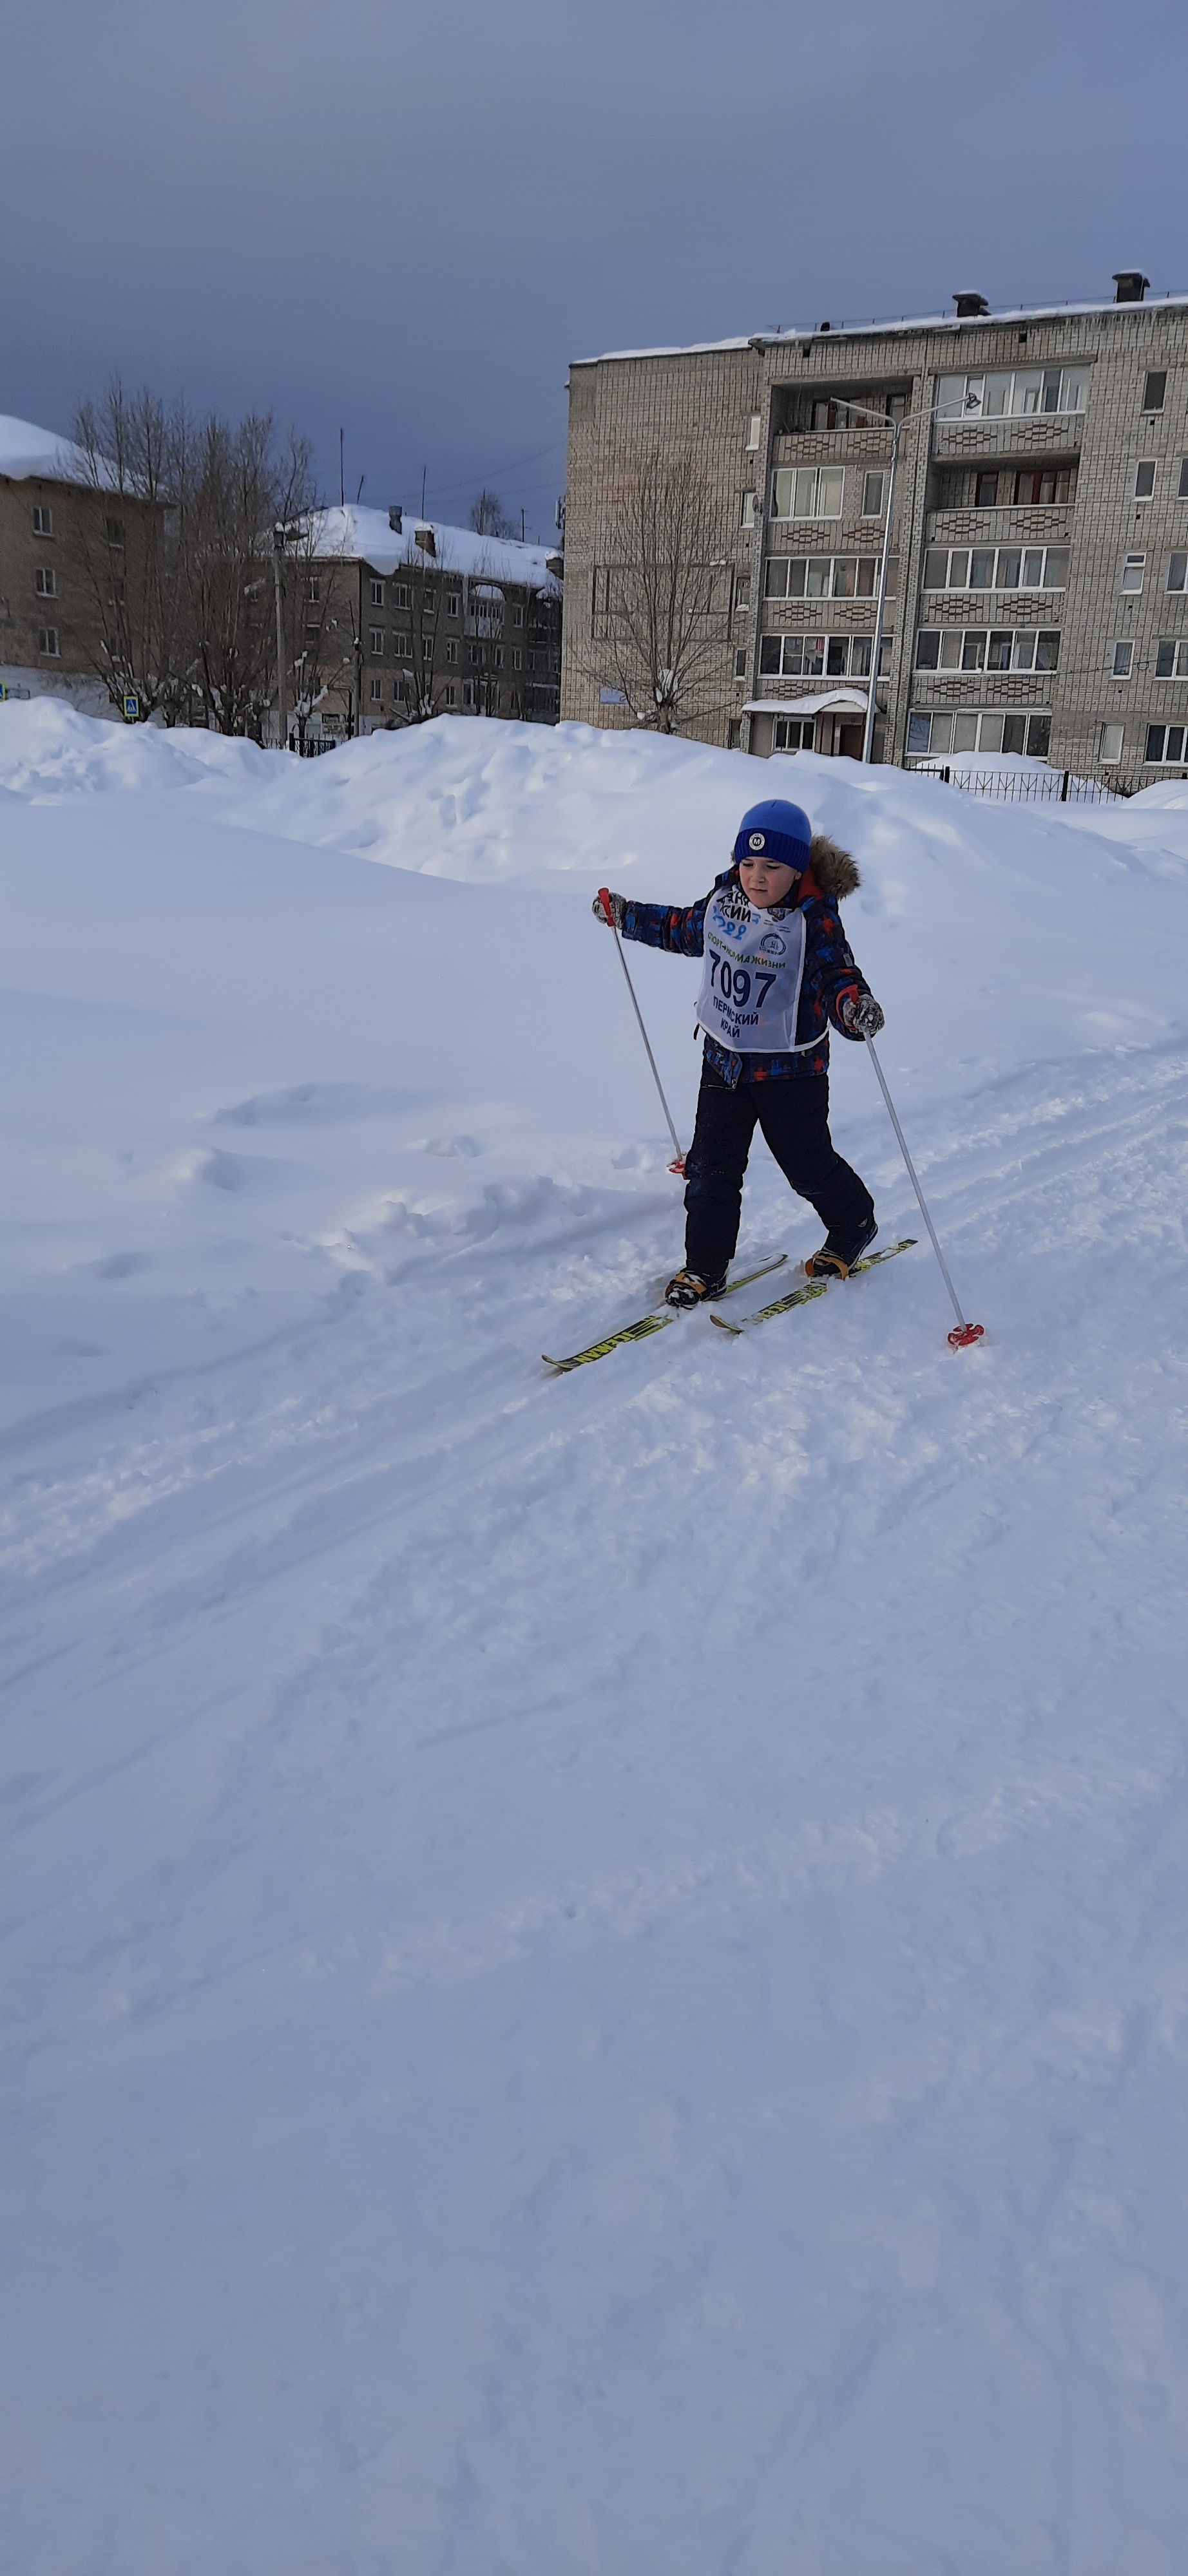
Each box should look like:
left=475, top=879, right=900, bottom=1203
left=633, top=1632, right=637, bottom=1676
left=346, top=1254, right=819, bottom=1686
left=905, top=763, right=1166, bottom=806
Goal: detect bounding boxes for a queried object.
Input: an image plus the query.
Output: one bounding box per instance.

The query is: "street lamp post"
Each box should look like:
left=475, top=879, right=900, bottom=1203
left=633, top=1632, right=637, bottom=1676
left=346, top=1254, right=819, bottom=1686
left=273, top=523, right=288, bottom=752
left=846, top=392, right=952, bottom=764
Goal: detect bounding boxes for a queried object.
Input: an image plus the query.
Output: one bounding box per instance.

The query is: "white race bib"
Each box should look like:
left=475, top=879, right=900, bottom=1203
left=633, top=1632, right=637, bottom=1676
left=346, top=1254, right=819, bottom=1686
left=696, top=883, right=812, bottom=1054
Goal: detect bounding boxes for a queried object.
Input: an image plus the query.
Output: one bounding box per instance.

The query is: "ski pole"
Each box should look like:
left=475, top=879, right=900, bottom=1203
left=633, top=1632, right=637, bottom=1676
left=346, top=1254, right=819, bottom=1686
left=864, top=1034, right=984, bottom=1349
left=597, top=887, right=686, bottom=1175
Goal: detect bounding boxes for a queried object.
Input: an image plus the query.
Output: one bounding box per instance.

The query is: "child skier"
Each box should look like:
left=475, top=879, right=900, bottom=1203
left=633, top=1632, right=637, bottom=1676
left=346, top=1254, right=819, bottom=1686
left=593, top=797, right=885, bottom=1307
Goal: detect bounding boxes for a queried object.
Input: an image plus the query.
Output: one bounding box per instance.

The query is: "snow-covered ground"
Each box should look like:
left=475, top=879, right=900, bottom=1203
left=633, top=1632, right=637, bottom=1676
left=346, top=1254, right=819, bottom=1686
left=3, top=704, right=1188, bottom=2574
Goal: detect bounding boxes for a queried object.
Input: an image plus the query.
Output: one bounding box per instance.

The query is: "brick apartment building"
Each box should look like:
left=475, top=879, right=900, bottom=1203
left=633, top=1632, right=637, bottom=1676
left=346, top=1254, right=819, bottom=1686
left=293, top=504, right=563, bottom=743
left=561, top=272, right=1188, bottom=777
left=0, top=415, right=128, bottom=714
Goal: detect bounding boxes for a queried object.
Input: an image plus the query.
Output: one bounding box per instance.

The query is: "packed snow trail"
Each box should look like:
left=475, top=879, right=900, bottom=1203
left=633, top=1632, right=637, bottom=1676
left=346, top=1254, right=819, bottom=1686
left=1, top=708, right=1187, bottom=2573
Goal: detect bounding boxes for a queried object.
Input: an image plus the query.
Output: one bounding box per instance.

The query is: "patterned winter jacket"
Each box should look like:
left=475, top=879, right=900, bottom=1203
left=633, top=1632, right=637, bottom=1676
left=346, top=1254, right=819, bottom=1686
left=618, top=834, right=871, bottom=1085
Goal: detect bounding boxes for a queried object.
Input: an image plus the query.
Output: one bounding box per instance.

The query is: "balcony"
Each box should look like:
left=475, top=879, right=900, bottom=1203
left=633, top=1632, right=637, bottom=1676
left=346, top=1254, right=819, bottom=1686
left=932, top=413, right=1084, bottom=464
left=771, top=427, right=897, bottom=467
left=926, top=505, right=1074, bottom=548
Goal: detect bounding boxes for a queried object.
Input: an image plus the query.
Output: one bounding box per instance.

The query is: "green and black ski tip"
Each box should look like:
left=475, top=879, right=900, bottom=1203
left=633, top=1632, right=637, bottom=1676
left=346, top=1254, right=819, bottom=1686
left=709, top=1238, right=918, bottom=1336
left=543, top=1253, right=788, bottom=1374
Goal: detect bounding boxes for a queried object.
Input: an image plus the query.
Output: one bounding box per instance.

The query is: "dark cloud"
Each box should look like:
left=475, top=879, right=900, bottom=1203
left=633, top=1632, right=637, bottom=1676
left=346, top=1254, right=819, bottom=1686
left=1, top=0, right=1180, bottom=538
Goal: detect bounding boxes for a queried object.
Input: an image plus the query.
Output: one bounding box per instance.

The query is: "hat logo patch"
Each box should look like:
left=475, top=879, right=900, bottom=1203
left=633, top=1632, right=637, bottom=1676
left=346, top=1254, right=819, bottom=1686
left=747, top=832, right=766, bottom=851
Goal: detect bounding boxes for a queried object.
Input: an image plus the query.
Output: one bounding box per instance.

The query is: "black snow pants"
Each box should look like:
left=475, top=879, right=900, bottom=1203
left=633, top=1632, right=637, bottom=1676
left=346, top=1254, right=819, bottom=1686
left=684, top=1061, right=874, bottom=1282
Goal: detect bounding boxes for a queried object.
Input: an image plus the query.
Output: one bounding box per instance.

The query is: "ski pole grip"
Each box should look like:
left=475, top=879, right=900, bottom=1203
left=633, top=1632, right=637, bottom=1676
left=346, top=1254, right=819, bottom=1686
left=597, top=886, right=617, bottom=927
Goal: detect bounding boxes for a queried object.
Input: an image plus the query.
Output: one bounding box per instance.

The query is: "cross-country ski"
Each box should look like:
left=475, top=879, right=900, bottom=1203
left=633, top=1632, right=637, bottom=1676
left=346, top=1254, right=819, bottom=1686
left=709, top=1236, right=918, bottom=1334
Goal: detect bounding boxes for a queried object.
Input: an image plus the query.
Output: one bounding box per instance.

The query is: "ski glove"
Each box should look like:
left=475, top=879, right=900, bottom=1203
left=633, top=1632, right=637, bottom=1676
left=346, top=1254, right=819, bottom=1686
left=839, top=991, right=885, bottom=1039
left=592, top=890, right=627, bottom=930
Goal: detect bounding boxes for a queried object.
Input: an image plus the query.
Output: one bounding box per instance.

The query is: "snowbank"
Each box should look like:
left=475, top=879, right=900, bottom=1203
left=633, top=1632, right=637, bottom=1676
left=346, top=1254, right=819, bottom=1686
left=2, top=698, right=1188, bottom=2573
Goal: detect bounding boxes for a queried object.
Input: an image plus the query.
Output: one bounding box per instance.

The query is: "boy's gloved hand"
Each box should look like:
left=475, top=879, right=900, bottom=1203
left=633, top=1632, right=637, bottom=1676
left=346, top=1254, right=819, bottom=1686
left=839, top=990, right=885, bottom=1038
left=592, top=890, right=627, bottom=930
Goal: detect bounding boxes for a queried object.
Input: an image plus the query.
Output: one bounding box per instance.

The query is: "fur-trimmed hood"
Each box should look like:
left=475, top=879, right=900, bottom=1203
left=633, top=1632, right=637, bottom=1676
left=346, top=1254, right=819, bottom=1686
left=806, top=834, right=861, bottom=902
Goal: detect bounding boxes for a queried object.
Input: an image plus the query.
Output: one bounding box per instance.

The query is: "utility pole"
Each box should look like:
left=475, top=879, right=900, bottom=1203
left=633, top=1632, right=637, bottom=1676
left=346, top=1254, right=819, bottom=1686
left=273, top=523, right=287, bottom=752
left=339, top=428, right=345, bottom=510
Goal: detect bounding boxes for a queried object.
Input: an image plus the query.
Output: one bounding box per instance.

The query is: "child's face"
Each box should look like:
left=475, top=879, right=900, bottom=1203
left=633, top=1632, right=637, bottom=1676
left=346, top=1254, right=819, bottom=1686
left=738, top=854, right=800, bottom=910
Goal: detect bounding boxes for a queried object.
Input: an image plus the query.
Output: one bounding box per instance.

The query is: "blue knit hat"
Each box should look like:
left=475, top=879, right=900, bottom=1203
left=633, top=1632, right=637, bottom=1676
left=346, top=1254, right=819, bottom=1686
left=733, top=799, right=813, bottom=873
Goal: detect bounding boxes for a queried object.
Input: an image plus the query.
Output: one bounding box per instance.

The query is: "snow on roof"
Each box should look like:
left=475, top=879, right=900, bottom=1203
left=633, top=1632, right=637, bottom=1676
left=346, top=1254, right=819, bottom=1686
left=305, top=503, right=561, bottom=591
left=577, top=290, right=1188, bottom=366
left=0, top=412, right=117, bottom=488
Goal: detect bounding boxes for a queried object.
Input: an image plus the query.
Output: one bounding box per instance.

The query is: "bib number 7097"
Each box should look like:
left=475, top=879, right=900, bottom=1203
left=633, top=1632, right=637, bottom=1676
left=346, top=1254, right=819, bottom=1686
left=709, top=952, right=777, bottom=1009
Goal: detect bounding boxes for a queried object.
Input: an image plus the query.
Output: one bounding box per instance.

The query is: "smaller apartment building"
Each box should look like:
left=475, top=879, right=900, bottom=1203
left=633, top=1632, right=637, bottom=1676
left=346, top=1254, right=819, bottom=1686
left=302, top=506, right=563, bottom=741
left=562, top=275, right=1188, bottom=777
left=0, top=414, right=131, bottom=715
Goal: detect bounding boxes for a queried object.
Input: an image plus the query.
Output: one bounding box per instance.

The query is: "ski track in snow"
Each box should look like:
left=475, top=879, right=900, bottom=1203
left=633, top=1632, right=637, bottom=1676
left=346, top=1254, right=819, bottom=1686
left=1, top=709, right=1188, bottom=2573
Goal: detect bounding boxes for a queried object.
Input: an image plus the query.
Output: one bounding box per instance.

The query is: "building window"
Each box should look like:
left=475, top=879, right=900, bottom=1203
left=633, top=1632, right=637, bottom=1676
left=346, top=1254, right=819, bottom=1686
left=423, top=586, right=436, bottom=612
left=857, top=471, right=886, bottom=518
left=727, top=717, right=742, bottom=747
left=935, top=365, right=1087, bottom=421
left=369, top=578, right=384, bottom=606
left=770, top=466, right=844, bottom=522
left=512, top=603, right=524, bottom=625
left=392, top=583, right=410, bottom=608
left=35, top=567, right=57, bottom=597
left=307, top=576, right=320, bottom=603
left=1178, top=461, right=1188, bottom=500
left=468, top=642, right=479, bottom=664
left=1119, top=553, right=1146, bottom=592
left=746, top=413, right=762, bottom=450
left=963, top=468, right=1074, bottom=507
left=37, top=627, right=60, bottom=657
left=392, top=633, right=411, bottom=657
left=1145, top=723, right=1188, bottom=762
left=914, top=627, right=1059, bottom=673
left=740, top=490, right=758, bottom=529
left=1142, top=370, right=1167, bottom=412
left=445, top=638, right=458, bottom=663
left=1098, top=722, right=1124, bottom=764
left=734, top=573, right=752, bottom=613
left=512, top=647, right=522, bottom=669
left=772, top=716, right=816, bottom=752
left=1111, top=639, right=1134, bottom=677
left=494, top=645, right=504, bottom=668
left=923, top=544, right=1069, bottom=593
left=463, top=681, right=476, bottom=708
left=32, top=504, right=53, bottom=536
left=446, top=592, right=459, bottom=616
left=761, top=631, right=890, bottom=679
left=734, top=647, right=748, bottom=678
left=765, top=552, right=892, bottom=600
left=106, top=515, right=125, bottom=547
left=1133, top=461, right=1157, bottom=500
left=907, top=709, right=1051, bottom=759
left=1165, top=552, right=1188, bottom=592
left=1155, top=638, right=1188, bottom=676
left=369, top=627, right=384, bottom=653
left=370, top=675, right=383, bottom=703
left=445, top=683, right=457, bottom=706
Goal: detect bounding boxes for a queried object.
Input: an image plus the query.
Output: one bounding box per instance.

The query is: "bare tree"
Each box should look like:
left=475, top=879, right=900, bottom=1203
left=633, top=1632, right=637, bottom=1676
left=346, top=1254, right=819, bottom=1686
left=584, top=446, right=734, bottom=733
left=469, top=487, right=515, bottom=538
left=180, top=415, right=317, bottom=737
left=68, top=381, right=189, bottom=721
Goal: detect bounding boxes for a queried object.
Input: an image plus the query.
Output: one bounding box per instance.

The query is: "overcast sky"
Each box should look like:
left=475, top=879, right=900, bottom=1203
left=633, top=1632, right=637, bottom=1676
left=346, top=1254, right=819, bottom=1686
left=3, top=0, right=1185, bottom=540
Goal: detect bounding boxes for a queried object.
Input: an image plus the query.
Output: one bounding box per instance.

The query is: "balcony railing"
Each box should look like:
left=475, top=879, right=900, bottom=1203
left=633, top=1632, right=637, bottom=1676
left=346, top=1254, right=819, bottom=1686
left=932, top=413, right=1084, bottom=463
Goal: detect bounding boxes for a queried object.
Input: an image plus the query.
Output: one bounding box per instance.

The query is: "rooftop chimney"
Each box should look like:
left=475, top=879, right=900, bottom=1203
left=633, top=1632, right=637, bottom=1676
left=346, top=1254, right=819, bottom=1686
left=414, top=523, right=436, bottom=556
left=388, top=504, right=403, bottom=533
left=1113, top=270, right=1150, bottom=303
left=953, top=292, right=989, bottom=318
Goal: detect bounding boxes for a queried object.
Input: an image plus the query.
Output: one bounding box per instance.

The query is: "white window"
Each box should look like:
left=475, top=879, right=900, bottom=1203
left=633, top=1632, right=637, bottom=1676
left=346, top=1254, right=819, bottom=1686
left=106, top=516, right=125, bottom=548
left=746, top=413, right=762, bottom=450
left=445, top=638, right=458, bottom=663
left=463, top=680, right=476, bottom=708
left=921, top=545, right=1069, bottom=593
left=1133, top=461, right=1156, bottom=500
left=392, top=633, right=411, bottom=657
left=1098, top=722, right=1124, bottom=764
left=35, top=567, right=56, bottom=597
left=770, top=465, right=845, bottom=521
left=512, top=604, right=524, bottom=625
left=935, top=365, right=1087, bottom=421
left=771, top=715, right=816, bottom=751
left=734, top=647, right=748, bottom=678
left=1145, top=723, right=1188, bottom=762
left=445, top=682, right=457, bottom=706
left=1178, top=460, right=1188, bottom=500
left=392, top=583, right=410, bottom=608
left=740, top=490, right=758, bottom=529
left=1142, top=370, right=1167, bottom=413
left=1120, top=553, right=1145, bottom=592
left=1155, top=638, right=1188, bottom=676
left=32, top=504, right=53, bottom=536
left=1165, top=552, right=1188, bottom=592
left=512, top=647, right=522, bottom=669
left=915, top=627, right=1060, bottom=674
left=307, top=576, right=320, bottom=603
left=734, top=573, right=752, bottom=613
left=446, top=592, right=459, bottom=616
left=861, top=471, right=886, bottom=517
left=765, top=552, right=892, bottom=600
left=370, top=578, right=384, bottom=606
left=370, top=675, right=383, bottom=702
left=369, top=626, right=384, bottom=653
left=1112, top=639, right=1134, bottom=677
left=906, top=709, right=1051, bottom=759
left=37, top=627, right=60, bottom=656
left=760, top=632, right=890, bottom=679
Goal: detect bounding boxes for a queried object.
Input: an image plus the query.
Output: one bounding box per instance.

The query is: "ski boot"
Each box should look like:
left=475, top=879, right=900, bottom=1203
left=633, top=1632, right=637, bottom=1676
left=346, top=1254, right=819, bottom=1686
left=803, top=1217, right=877, bottom=1282
left=664, top=1267, right=727, bottom=1310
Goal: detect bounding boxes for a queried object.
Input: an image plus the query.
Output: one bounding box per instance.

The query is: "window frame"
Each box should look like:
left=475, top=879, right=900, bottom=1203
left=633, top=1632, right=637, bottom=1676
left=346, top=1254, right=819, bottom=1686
left=1133, top=460, right=1157, bottom=500
left=1155, top=637, right=1188, bottom=677
left=906, top=707, right=1052, bottom=760
left=1165, top=552, right=1188, bottom=593
left=921, top=544, right=1069, bottom=594
left=771, top=715, right=816, bottom=752
left=370, top=578, right=385, bottom=607
left=37, top=626, right=61, bottom=657
left=914, top=625, right=1060, bottom=674
left=934, top=365, right=1088, bottom=422
left=770, top=464, right=845, bottom=524
left=32, top=504, right=53, bottom=537
left=1144, top=722, right=1188, bottom=764
left=1098, top=722, right=1125, bottom=764
left=369, top=626, right=385, bottom=654
left=369, top=674, right=383, bottom=703
left=764, top=551, right=892, bottom=601
left=1142, top=370, right=1167, bottom=413
left=1111, top=639, right=1135, bottom=678
left=35, top=567, right=57, bottom=598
